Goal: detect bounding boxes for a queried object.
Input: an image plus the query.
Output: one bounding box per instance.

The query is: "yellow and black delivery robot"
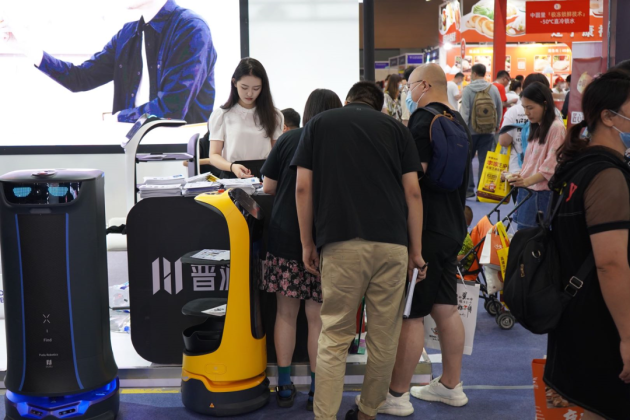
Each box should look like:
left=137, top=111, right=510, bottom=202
left=180, top=189, right=268, bottom=416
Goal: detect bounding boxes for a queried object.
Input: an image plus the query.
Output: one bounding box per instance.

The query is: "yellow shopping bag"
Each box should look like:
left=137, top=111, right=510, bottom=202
left=477, top=144, right=511, bottom=204
left=495, top=221, right=510, bottom=279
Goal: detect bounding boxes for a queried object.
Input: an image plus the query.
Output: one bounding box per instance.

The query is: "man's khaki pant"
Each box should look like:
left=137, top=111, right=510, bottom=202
left=314, top=239, right=408, bottom=419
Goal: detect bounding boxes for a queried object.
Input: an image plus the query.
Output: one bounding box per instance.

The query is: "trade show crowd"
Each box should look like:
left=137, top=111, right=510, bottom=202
left=198, top=57, right=630, bottom=420
left=2, top=1, right=628, bottom=419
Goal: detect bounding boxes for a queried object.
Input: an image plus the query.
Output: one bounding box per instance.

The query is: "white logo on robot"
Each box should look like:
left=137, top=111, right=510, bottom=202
left=152, top=258, right=229, bottom=295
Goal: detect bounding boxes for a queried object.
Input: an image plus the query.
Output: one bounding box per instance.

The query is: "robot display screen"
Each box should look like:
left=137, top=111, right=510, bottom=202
left=0, top=0, right=242, bottom=147
left=3, top=182, right=82, bottom=205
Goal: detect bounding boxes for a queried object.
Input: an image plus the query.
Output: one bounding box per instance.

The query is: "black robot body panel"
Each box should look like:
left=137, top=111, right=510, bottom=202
left=0, top=170, right=117, bottom=400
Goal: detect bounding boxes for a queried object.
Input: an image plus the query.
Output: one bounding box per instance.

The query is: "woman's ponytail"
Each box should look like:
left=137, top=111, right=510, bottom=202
left=557, top=120, right=589, bottom=165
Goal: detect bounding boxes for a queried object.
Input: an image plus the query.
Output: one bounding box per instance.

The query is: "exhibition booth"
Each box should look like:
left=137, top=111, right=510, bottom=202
left=0, top=1, right=433, bottom=415
left=0, top=0, right=623, bottom=418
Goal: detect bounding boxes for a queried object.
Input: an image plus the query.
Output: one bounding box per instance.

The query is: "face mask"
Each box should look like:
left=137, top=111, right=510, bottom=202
left=398, top=83, right=403, bottom=90
left=406, top=87, right=418, bottom=113
left=610, top=111, right=630, bottom=157
left=406, top=82, right=428, bottom=113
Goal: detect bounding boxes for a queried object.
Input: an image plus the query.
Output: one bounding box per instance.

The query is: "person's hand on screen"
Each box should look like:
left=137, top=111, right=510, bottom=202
left=302, top=242, right=319, bottom=276
left=0, top=15, right=43, bottom=66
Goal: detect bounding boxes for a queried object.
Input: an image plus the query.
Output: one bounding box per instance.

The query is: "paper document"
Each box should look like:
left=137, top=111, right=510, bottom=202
left=191, top=249, right=230, bottom=261
left=403, top=268, right=419, bottom=319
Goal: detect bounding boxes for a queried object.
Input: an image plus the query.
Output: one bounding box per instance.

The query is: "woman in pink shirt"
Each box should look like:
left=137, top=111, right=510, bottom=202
left=508, top=82, right=566, bottom=229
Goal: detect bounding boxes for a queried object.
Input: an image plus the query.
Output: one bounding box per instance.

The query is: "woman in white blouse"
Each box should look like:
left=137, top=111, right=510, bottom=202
left=207, top=58, right=284, bottom=178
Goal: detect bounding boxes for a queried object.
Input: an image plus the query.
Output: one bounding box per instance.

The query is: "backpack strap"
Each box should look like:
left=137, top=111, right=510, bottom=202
left=499, top=123, right=526, bottom=135
left=564, top=253, right=594, bottom=298
left=553, top=155, right=630, bottom=299
left=420, top=105, right=470, bottom=136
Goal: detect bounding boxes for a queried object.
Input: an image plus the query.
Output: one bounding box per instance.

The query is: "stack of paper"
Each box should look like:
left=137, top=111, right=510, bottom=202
left=220, top=177, right=261, bottom=195
left=182, top=181, right=222, bottom=197
left=143, top=175, right=186, bottom=186
left=138, top=184, right=182, bottom=198
left=191, top=249, right=231, bottom=261
left=186, top=172, right=219, bottom=183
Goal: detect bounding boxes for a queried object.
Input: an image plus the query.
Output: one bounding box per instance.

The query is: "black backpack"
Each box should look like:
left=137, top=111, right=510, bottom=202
left=503, top=157, right=628, bottom=334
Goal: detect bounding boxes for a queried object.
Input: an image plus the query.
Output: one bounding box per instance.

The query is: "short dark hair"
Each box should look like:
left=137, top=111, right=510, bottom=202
left=281, top=108, right=301, bottom=128
left=515, top=75, right=525, bottom=82
left=566, top=74, right=572, bottom=84
left=454, top=72, right=465, bottom=79
left=302, top=89, right=343, bottom=125
left=523, top=73, right=550, bottom=89
left=472, top=64, right=486, bottom=77
left=496, top=70, right=510, bottom=80
left=403, top=66, right=417, bottom=82
left=346, top=81, right=385, bottom=111
left=611, top=59, right=630, bottom=74
left=509, top=79, right=521, bottom=92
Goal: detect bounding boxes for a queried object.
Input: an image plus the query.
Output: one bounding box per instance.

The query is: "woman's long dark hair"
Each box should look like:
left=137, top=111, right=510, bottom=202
left=221, top=58, right=279, bottom=139
left=303, top=89, right=343, bottom=125
left=386, top=74, right=402, bottom=101
left=557, top=71, right=630, bottom=165
left=522, top=82, right=557, bottom=145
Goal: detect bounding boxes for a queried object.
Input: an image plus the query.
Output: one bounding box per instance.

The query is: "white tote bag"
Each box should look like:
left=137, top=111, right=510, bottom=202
left=424, top=280, right=480, bottom=355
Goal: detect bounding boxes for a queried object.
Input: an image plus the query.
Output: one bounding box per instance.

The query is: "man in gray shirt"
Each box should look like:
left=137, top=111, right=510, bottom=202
left=460, top=64, right=502, bottom=197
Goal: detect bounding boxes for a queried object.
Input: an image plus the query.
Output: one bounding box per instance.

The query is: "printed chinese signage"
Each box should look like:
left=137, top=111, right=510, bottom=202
left=526, top=0, right=590, bottom=34
left=439, top=0, right=462, bottom=45
left=532, top=360, right=584, bottom=419
left=567, top=57, right=603, bottom=128
left=460, top=0, right=603, bottom=45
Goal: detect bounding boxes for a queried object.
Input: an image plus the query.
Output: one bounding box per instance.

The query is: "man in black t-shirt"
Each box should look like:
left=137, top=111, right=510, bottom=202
left=365, top=64, right=471, bottom=416
left=291, top=82, right=426, bottom=420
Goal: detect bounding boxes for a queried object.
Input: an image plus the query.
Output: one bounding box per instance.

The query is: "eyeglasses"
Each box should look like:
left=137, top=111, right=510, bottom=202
left=408, top=80, right=432, bottom=88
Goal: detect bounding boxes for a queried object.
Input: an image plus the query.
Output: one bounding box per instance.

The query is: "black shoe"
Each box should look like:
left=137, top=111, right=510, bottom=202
left=345, top=408, right=360, bottom=420
left=306, top=391, right=314, bottom=411
left=275, top=384, right=297, bottom=408
left=466, top=191, right=476, bottom=198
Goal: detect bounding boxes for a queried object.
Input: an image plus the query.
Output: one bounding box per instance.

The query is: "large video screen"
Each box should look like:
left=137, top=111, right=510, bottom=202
left=0, top=0, right=241, bottom=147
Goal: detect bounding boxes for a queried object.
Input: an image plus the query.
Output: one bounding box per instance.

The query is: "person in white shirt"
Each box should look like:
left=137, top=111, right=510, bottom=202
left=505, top=79, right=522, bottom=107
left=207, top=58, right=284, bottom=178
left=447, top=72, right=464, bottom=110
left=499, top=73, right=550, bottom=173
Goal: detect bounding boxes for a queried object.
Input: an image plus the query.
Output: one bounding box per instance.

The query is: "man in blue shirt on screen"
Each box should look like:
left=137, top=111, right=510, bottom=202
left=1, top=0, right=216, bottom=124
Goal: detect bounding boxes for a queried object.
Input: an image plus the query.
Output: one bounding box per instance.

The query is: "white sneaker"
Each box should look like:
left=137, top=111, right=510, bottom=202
left=410, top=376, right=468, bottom=407
left=354, top=392, right=414, bottom=417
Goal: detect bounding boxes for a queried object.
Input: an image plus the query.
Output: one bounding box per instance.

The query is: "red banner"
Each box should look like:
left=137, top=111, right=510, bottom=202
left=439, top=0, right=462, bottom=45
left=460, top=0, right=604, bottom=45
left=526, top=0, right=590, bottom=34
left=567, top=57, right=603, bottom=128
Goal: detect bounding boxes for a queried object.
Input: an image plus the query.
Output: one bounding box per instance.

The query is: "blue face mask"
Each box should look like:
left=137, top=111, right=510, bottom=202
left=406, top=92, right=417, bottom=113
left=405, top=81, right=428, bottom=114
left=610, top=110, right=630, bottom=158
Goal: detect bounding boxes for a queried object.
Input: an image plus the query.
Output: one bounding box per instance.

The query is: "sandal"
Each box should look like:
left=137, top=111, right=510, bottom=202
left=306, top=391, right=314, bottom=411
left=275, top=384, right=297, bottom=408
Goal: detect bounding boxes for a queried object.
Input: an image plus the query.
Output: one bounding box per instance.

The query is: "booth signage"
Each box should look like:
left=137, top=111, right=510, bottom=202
left=375, top=62, right=389, bottom=69
left=461, top=39, right=466, bottom=59
left=526, top=0, right=590, bottom=34
left=408, top=54, right=424, bottom=64
left=567, top=57, right=603, bottom=128
left=390, top=58, right=399, bottom=67
left=439, top=0, right=462, bottom=45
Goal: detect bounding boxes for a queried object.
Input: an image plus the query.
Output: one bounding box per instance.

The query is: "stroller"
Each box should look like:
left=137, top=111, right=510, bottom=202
left=456, top=188, right=533, bottom=330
